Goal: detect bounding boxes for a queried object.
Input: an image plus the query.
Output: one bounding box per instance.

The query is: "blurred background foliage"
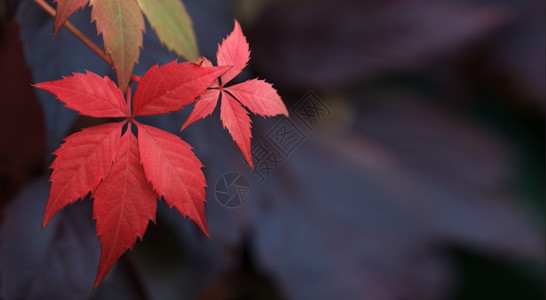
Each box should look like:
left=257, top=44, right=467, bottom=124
left=0, top=0, right=544, bottom=299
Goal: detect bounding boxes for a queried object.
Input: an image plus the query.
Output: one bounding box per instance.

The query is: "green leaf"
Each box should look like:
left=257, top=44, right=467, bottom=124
left=137, top=0, right=199, bottom=61
left=89, top=0, right=144, bottom=92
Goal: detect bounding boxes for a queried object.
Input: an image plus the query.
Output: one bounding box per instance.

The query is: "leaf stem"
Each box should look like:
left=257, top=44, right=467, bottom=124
left=32, top=0, right=113, bottom=66
left=126, top=86, right=133, bottom=117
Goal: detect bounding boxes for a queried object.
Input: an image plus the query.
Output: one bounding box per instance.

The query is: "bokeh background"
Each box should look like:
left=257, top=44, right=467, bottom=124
left=0, top=0, right=544, bottom=299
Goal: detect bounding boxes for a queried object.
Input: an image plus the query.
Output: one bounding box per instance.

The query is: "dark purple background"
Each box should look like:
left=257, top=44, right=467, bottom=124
left=0, top=0, right=544, bottom=299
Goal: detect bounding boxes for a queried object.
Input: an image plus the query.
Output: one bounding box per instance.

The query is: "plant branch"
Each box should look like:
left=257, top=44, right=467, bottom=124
left=32, top=0, right=142, bottom=85
left=32, top=0, right=113, bottom=66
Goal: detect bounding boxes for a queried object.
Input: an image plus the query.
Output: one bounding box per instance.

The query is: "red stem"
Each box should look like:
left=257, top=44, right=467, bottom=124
left=126, top=86, right=132, bottom=117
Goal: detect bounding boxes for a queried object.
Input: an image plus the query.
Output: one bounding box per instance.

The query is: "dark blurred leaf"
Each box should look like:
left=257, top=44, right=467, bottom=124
left=244, top=92, right=543, bottom=299
left=351, top=92, right=543, bottom=254
left=486, top=0, right=545, bottom=105
left=0, top=20, right=45, bottom=205
left=0, top=21, right=45, bottom=172
left=0, top=177, right=100, bottom=300
left=249, top=0, right=512, bottom=90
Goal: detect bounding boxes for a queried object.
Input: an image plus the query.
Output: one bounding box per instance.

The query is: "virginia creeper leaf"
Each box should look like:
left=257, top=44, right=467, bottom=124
left=53, top=0, right=89, bottom=35
left=132, top=61, right=228, bottom=116
left=180, top=89, right=219, bottom=131
left=0, top=178, right=100, bottom=300
left=216, top=20, right=250, bottom=84
left=34, top=71, right=129, bottom=118
left=93, top=127, right=157, bottom=287
left=219, top=93, right=253, bottom=169
left=44, top=122, right=123, bottom=227
left=182, top=21, right=286, bottom=169
left=136, top=0, right=198, bottom=61
left=89, top=0, right=145, bottom=92
left=226, top=79, right=288, bottom=117
left=137, top=122, right=208, bottom=235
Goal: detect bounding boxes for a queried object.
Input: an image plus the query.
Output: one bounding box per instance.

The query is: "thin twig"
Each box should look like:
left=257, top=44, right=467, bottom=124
left=32, top=0, right=113, bottom=66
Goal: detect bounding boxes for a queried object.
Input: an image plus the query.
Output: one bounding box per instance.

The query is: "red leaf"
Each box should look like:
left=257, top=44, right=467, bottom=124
left=53, top=0, right=89, bottom=35
left=216, top=20, right=250, bottom=84
left=44, top=122, right=123, bottom=227
left=180, top=21, right=287, bottom=167
left=219, top=92, right=253, bottom=169
left=90, top=0, right=145, bottom=92
left=182, top=21, right=286, bottom=166
left=34, top=71, right=129, bottom=118
left=132, top=61, right=229, bottom=116
left=180, top=89, right=220, bottom=131
left=93, top=126, right=157, bottom=287
left=226, top=79, right=288, bottom=117
left=136, top=123, right=208, bottom=235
